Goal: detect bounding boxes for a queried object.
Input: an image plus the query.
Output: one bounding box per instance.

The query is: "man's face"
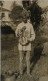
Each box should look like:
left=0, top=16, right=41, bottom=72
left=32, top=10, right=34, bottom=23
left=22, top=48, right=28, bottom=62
left=23, top=17, right=27, bottom=23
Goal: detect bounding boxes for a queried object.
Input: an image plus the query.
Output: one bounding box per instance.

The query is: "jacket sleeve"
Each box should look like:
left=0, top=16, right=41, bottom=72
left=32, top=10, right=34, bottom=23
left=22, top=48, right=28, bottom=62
left=30, top=24, right=35, bottom=41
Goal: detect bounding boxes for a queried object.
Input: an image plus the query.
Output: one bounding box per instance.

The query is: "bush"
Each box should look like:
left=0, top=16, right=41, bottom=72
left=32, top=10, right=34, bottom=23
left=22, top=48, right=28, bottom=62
left=9, top=4, right=23, bottom=21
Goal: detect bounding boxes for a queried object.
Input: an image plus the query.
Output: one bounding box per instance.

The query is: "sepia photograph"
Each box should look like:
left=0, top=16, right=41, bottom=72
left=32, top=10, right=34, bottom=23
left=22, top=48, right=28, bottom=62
left=0, top=0, right=48, bottom=81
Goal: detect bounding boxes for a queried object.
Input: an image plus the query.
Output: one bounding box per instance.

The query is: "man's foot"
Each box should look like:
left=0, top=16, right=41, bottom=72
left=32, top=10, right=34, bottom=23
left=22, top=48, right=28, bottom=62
left=27, top=73, right=32, bottom=78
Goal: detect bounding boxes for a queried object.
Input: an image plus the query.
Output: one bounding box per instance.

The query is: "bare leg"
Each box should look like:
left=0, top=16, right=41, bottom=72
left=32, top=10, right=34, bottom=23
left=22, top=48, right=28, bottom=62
left=19, top=51, right=24, bottom=75
left=26, top=51, right=31, bottom=75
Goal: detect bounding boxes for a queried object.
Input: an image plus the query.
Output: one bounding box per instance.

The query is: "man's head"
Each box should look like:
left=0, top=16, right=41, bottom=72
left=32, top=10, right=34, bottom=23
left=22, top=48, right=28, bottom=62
left=22, top=16, right=27, bottom=23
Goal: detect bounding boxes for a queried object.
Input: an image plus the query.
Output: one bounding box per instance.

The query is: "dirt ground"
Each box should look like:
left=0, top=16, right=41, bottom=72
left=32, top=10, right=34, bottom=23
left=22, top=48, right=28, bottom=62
left=1, top=37, right=48, bottom=81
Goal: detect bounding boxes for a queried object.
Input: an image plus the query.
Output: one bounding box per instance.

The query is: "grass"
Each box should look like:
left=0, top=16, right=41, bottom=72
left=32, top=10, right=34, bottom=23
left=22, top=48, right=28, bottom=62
left=1, top=35, right=48, bottom=81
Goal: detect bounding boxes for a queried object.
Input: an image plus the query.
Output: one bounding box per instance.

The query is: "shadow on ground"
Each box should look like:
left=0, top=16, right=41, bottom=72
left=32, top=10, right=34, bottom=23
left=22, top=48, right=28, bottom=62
left=30, top=43, right=43, bottom=73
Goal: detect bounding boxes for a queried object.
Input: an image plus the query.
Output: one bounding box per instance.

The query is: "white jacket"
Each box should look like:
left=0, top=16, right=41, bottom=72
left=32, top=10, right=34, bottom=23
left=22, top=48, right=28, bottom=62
left=15, top=21, right=35, bottom=51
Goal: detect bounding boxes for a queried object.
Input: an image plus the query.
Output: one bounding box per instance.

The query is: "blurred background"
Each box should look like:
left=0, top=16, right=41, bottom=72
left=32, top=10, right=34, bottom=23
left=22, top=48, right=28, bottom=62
left=0, top=0, right=48, bottom=81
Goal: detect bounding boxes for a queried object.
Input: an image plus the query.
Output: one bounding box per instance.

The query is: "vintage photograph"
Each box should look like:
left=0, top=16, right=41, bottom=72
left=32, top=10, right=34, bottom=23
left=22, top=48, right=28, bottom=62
left=0, top=0, right=48, bottom=81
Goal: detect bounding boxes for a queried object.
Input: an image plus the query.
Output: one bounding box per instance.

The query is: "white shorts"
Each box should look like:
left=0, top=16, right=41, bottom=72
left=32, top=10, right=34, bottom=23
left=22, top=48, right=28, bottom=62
left=18, top=43, right=31, bottom=51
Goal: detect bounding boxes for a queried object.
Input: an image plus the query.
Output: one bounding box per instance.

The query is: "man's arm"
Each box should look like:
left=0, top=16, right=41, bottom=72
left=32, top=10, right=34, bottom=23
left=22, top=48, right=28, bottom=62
left=29, top=24, right=35, bottom=42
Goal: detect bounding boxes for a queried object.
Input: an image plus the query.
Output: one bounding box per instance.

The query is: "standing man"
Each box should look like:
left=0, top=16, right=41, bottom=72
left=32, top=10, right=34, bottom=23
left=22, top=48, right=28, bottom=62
left=15, top=16, right=35, bottom=77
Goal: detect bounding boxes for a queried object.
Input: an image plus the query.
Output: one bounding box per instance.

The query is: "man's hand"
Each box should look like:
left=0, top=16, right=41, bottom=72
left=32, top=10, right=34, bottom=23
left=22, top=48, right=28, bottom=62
left=19, top=37, right=30, bottom=46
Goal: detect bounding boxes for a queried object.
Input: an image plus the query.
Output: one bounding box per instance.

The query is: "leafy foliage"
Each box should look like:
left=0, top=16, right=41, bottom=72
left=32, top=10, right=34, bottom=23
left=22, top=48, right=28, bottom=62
left=30, top=1, right=42, bottom=31
left=9, top=3, right=23, bottom=21
left=22, top=1, right=30, bottom=9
